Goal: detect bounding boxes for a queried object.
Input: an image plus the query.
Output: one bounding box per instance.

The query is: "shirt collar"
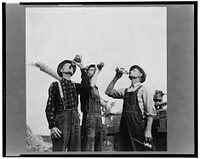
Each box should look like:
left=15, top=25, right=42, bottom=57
left=61, top=78, right=72, bottom=83
left=130, top=82, right=141, bottom=88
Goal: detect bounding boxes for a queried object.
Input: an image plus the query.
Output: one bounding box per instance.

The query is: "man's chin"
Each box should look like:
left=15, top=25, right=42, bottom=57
left=65, top=72, right=73, bottom=76
left=128, top=75, right=136, bottom=80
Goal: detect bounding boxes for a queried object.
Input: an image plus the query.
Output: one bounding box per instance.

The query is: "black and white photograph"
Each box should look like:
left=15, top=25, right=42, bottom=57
left=3, top=2, right=196, bottom=157
left=26, top=6, right=167, bottom=152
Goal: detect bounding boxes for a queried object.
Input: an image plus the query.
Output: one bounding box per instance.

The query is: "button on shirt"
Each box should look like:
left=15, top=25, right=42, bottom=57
left=107, top=83, right=156, bottom=117
left=60, top=79, right=78, bottom=109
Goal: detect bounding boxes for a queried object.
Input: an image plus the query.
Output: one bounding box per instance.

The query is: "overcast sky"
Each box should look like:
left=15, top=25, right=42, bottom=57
left=26, top=7, right=167, bottom=135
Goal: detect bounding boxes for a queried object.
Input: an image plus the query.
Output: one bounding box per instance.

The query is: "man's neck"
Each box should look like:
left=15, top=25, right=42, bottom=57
left=131, top=78, right=140, bottom=86
left=62, top=74, right=72, bottom=81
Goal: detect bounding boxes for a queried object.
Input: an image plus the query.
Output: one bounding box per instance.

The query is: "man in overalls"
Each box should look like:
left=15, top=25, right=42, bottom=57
left=80, top=64, right=108, bottom=151
left=105, top=65, right=156, bottom=151
left=45, top=58, right=92, bottom=151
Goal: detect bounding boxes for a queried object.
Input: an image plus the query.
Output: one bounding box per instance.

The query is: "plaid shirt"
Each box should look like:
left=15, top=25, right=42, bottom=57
left=45, top=68, right=91, bottom=129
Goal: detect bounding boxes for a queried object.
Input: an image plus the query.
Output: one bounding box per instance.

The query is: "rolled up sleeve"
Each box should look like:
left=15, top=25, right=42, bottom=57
left=142, top=87, right=157, bottom=117
left=107, top=88, right=125, bottom=99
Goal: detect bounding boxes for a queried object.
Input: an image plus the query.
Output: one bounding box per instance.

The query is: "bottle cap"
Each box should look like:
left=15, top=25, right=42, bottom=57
left=97, top=62, right=104, bottom=70
left=73, top=55, right=81, bottom=63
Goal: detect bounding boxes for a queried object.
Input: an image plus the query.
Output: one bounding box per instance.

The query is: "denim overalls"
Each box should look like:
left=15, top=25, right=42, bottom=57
left=118, top=85, right=146, bottom=151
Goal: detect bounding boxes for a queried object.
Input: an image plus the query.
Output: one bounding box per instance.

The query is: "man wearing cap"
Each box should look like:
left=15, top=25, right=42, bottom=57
left=80, top=64, right=108, bottom=151
left=45, top=58, right=93, bottom=151
left=105, top=65, right=156, bottom=151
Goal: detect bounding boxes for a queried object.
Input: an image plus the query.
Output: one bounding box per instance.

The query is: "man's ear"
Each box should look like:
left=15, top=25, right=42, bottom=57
left=139, top=72, right=143, bottom=78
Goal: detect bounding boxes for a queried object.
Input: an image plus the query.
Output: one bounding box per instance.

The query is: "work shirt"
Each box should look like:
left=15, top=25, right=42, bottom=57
left=80, top=86, right=101, bottom=114
left=80, top=70, right=101, bottom=114
left=107, top=83, right=156, bottom=117
left=45, top=68, right=91, bottom=129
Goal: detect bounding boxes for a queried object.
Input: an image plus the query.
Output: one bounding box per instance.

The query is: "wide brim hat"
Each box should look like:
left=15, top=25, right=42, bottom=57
left=57, top=60, right=76, bottom=77
left=129, top=65, right=146, bottom=83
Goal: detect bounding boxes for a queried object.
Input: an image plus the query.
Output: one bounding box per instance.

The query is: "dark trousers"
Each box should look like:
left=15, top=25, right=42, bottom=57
left=119, top=112, right=146, bottom=151
left=52, top=110, right=81, bottom=151
left=81, top=114, right=103, bottom=151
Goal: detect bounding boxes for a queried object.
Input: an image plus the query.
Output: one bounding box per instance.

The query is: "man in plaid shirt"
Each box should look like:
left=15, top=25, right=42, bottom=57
left=45, top=57, right=92, bottom=151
